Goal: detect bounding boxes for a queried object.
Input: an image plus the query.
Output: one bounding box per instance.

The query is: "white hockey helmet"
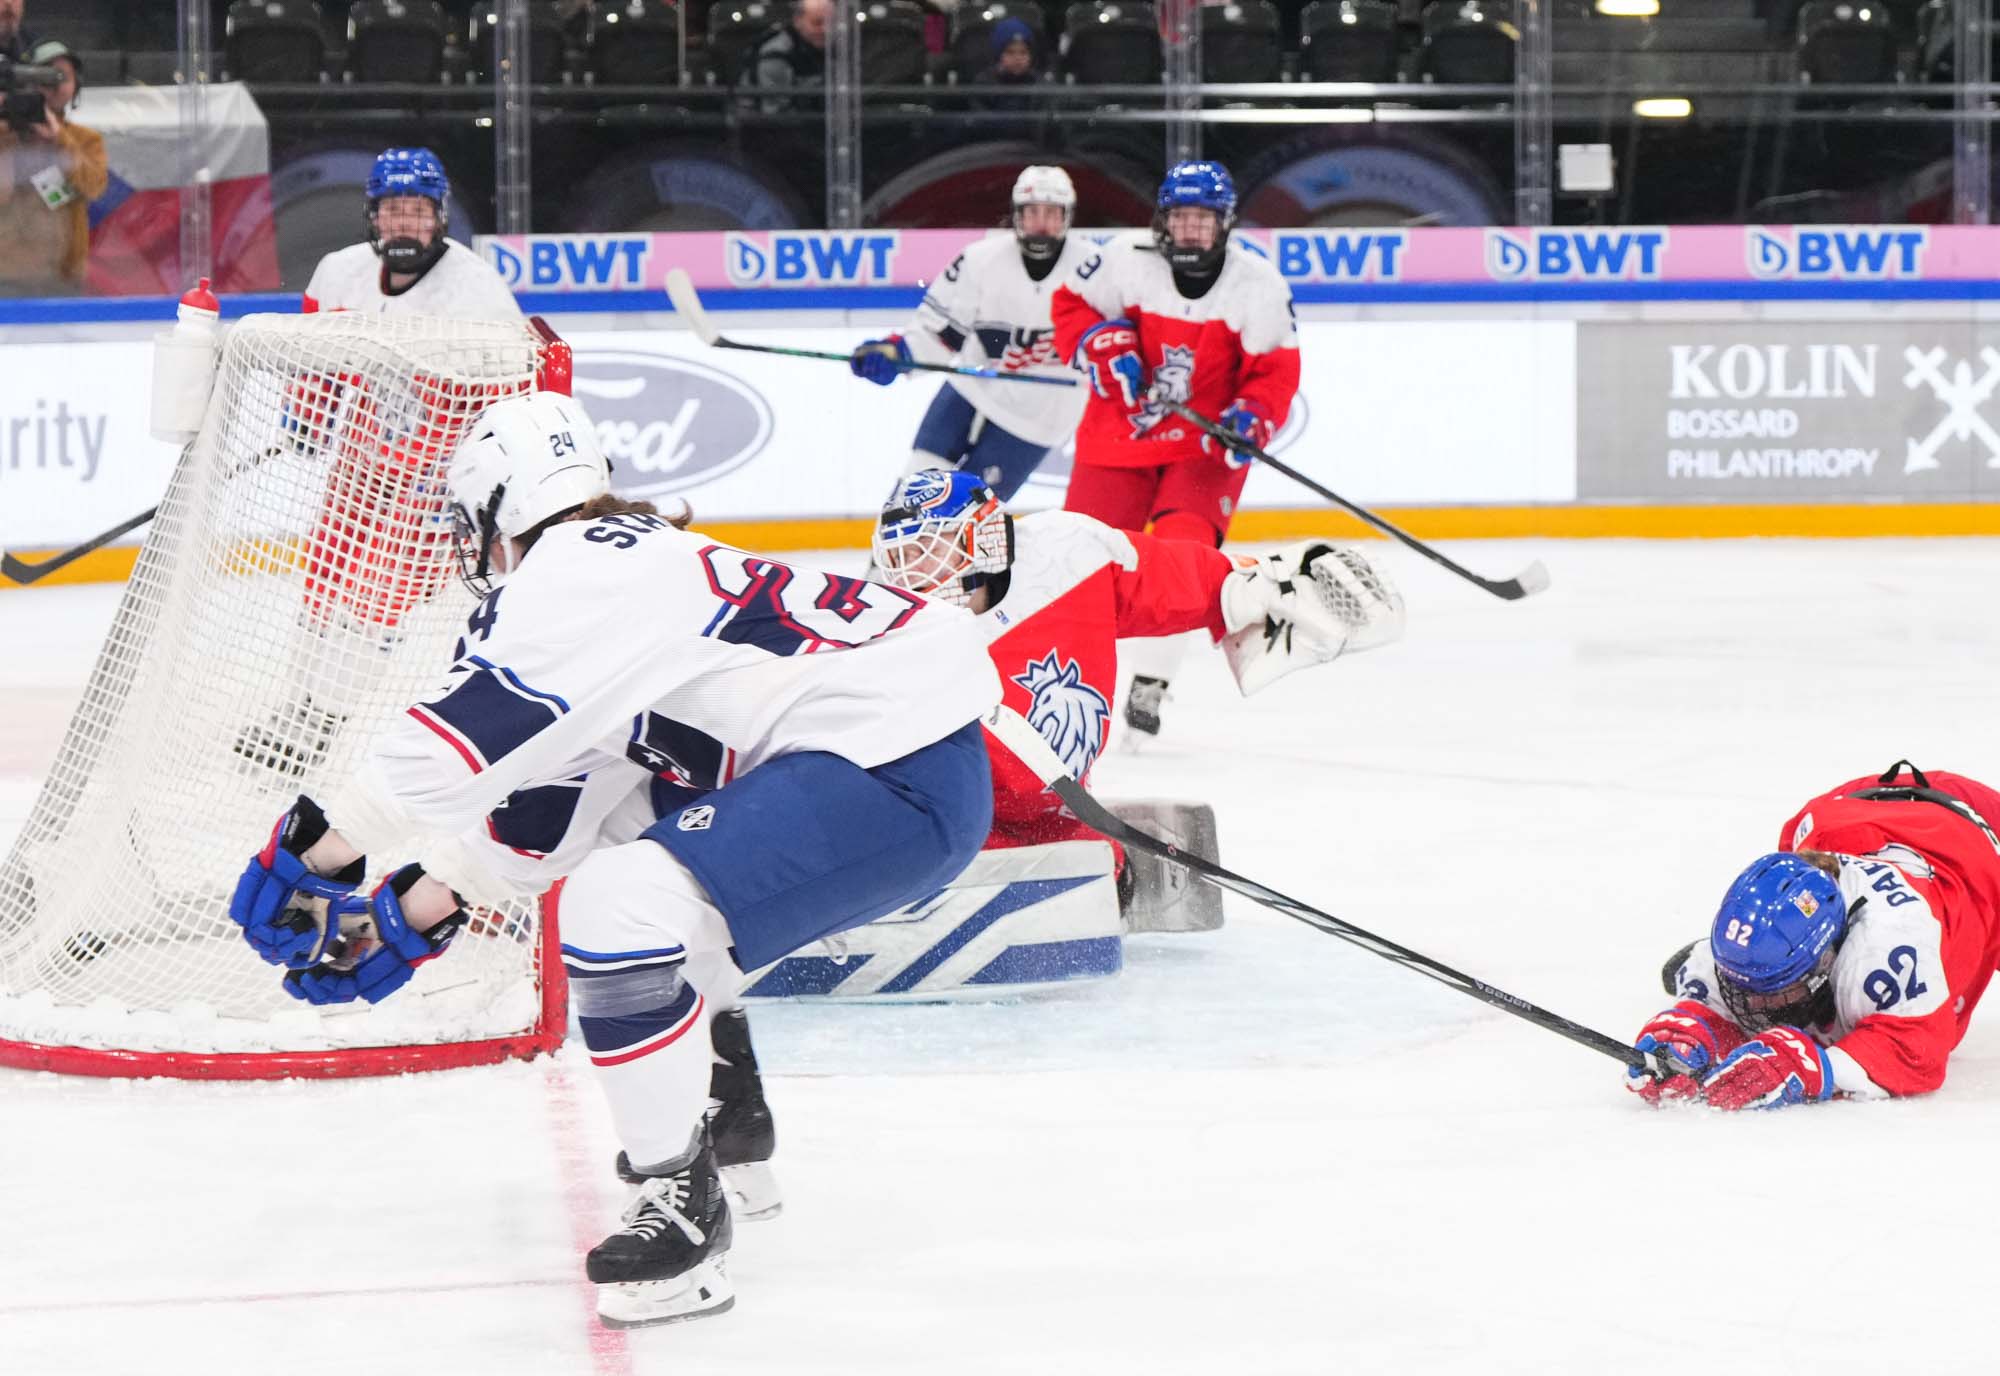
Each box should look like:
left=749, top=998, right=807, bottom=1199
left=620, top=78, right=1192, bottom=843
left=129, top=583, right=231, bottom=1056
left=1011, top=165, right=1075, bottom=262
left=447, top=390, right=610, bottom=593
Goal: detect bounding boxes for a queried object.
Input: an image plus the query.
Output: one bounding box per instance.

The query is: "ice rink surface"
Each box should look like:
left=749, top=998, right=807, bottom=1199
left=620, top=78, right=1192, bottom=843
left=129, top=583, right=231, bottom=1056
left=5, top=537, right=2000, bottom=1376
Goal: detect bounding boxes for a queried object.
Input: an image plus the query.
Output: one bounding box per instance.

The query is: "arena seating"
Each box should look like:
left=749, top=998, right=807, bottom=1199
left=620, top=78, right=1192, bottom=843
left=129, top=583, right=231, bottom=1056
left=225, top=0, right=327, bottom=84
left=951, top=2, right=1051, bottom=83
left=467, top=2, right=570, bottom=84
left=1201, top=0, right=1285, bottom=82
left=345, top=0, right=449, bottom=83
left=1060, top=0, right=1164, bottom=84
left=858, top=1, right=932, bottom=85
left=588, top=0, right=682, bottom=84
left=1299, top=0, right=1401, bottom=82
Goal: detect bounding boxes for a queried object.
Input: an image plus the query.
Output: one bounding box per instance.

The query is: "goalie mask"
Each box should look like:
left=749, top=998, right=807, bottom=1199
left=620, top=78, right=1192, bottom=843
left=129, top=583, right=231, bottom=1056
left=367, top=147, right=450, bottom=277
left=872, top=468, right=1014, bottom=607
left=447, top=391, right=610, bottom=595
left=1709, top=852, right=1850, bottom=1032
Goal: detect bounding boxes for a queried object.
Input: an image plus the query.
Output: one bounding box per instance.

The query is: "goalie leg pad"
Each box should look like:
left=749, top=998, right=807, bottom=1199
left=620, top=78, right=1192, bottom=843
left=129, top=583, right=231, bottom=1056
left=1108, top=799, right=1225, bottom=933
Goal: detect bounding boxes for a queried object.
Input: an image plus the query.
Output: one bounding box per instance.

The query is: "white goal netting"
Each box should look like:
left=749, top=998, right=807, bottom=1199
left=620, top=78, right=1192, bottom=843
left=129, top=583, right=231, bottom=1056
left=0, top=313, right=561, bottom=1075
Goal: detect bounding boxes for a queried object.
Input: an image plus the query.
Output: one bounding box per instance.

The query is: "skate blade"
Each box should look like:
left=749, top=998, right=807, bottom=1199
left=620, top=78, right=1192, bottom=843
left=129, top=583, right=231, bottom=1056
left=722, top=1162, right=783, bottom=1222
left=596, top=1257, right=734, bottom=1329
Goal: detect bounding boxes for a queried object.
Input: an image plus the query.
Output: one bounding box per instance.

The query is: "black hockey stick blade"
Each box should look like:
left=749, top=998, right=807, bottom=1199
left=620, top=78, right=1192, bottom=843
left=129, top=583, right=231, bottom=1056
left=1165, top=403, right=1549, bottom=602
left=982, top=706, right=1650, bottom=1073
left=2, top=506, right=158, bottom=585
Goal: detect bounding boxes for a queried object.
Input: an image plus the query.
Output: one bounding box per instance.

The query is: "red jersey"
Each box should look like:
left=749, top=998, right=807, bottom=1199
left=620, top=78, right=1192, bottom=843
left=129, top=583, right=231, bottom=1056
left=1051, top=233, right=1300, bottom=469
left=975, top=510, right=1235, bottom=846
left=1669, top=769, right=2000, bottom=1096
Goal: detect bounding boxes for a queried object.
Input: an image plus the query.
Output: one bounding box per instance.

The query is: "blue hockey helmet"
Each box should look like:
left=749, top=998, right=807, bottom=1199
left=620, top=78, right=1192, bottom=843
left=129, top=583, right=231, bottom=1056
left=872, top=468, right=1013, bottom=607
left=366, top=147, right=450, bottom=274
left=1152, top=161, right=1237, bottom=274
left=1709, top=852, right=1849, bottom=1031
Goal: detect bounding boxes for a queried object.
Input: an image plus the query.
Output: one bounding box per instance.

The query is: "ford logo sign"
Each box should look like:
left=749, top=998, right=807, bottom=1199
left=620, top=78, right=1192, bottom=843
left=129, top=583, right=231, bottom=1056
left=571, top=349, right=774, bottom=497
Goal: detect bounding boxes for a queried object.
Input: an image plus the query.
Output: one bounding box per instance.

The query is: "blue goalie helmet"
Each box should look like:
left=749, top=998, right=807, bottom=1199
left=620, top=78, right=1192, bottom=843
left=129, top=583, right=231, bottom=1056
left=366, top=147, right=451, bottom=275
left=872, top=468, right=1013, bottom=607
left=1709, top=852, right=1849, bottom=1031
left=1152, top=160, right=1237, bottom=274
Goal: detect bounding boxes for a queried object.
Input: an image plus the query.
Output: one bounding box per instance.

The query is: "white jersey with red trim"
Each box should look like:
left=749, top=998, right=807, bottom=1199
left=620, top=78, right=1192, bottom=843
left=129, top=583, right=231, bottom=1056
left=323, top=512, right=1000, bottom=907
left=303, top=240, right=522, bottom=321
left=902, top=232, right=1092, bottom=447
left=977, top=510, right=1233, bottom=845
left=1050, top=232, right=1300, bottom=468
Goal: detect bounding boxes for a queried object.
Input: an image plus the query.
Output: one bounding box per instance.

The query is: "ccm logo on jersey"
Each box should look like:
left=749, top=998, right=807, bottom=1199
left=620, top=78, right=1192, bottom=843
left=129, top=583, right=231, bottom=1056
left=725, top=232, right=901, bottom=286
left=677, top=805, right=716, bottom=832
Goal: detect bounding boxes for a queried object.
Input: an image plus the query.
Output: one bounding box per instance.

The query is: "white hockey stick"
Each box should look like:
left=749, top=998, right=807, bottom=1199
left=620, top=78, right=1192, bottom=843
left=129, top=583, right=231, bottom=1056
left=663, top=268, right=1077, bottom=388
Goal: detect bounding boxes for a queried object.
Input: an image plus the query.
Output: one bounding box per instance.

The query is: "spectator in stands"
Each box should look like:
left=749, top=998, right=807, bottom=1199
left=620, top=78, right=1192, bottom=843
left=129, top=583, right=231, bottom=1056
left=752, top=0, right=830, bottom=107
left=982, top=17, right=1039, bottom=83
left=0, top=0, right=33, bottom=62
left=0, top=40, right=107, bottom=296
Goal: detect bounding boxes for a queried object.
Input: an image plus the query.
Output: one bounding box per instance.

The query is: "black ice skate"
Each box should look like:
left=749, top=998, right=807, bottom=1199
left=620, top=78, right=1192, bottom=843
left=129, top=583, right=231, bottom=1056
left=589, top=1134, right=735, bottom=1329
left=616, top=1008, right=782, bottom=1220
left=1123, top=675, right=1170, bottom=738
left=233, top=697, right=345, bottom=781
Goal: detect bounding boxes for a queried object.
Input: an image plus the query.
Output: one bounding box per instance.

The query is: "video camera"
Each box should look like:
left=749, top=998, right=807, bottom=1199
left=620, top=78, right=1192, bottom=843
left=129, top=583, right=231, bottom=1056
left=0, top=55, right=63, bottom=133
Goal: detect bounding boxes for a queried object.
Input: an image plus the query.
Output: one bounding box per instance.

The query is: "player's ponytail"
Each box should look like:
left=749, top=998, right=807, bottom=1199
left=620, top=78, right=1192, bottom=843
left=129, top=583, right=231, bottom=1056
left=514, top=494, right=694, bottom=555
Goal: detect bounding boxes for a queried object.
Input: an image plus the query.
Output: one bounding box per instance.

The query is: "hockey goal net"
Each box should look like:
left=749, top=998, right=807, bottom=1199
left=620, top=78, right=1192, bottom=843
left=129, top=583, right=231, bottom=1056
left=0, top=312, right=567, bottom=1079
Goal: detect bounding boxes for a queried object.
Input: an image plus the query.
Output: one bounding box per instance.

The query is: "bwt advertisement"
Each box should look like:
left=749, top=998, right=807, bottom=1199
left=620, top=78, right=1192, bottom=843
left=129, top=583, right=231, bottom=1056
left=1575, top=323, right=2000, bottom=500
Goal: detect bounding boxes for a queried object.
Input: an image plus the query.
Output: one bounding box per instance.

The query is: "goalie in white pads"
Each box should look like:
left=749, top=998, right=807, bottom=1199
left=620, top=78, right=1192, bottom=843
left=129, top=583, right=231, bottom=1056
left=849, top=166, right=1090, bottom=499
left=227, top=394, right=999, bottom=1328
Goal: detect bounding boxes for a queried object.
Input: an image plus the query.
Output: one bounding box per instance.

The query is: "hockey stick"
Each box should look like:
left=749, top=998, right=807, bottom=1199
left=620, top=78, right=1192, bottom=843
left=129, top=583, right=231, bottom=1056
left=1, top=506, right=158, bottom=585
left=1164, top=402, right=1550, bottom=602
left=983, top=705, right=1658, bottom=1075
left=663, top=268, right=1078, bottom=389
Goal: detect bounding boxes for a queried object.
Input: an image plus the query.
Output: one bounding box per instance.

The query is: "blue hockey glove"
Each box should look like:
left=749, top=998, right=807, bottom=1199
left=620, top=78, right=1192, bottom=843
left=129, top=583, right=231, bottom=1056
left=850, top=336, right=911, bottom=386
left=283, top=865, right=465, bottom=1006
left=1203, top=399, right=1273, bottom=467
left=229, top=796, right=364, bottom=968
left=1078, top=319, right=1148, bottom=409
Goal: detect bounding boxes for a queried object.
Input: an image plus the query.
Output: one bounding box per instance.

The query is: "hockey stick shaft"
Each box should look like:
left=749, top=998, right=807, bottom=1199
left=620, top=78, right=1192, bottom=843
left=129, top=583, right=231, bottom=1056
left=1, top=505, right=157, bottom=585
left=1165, top=402, right=1549, bottom=602
left=663, top=267, right=1076, bottom=388
left=982, top=706, right=1651, bottom=1073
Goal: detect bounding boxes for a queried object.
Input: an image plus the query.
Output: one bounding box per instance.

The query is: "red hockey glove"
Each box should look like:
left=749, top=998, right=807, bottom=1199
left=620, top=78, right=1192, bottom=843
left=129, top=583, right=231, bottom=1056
left=1202, top=399, right=1274, bottom=467
left=1077, top=319, right=1148, bottom=410
left=1700, top=1026, right=1834, bottom=1111
left=1626, top=1000, right=1746, bottom=1106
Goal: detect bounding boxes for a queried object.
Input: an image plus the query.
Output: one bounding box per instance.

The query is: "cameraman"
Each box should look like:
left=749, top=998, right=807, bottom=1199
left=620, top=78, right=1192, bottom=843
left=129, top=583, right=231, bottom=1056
left=0, top=0, right=34, bottom=61
left=0, top=40, right=106, bottom=295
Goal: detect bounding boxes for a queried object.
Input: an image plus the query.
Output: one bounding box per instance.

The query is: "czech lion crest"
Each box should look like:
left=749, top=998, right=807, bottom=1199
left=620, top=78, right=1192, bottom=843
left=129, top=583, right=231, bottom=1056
left=1012, top=651, right=1112, bottom=778
left=1133, top=344, right=1196, bottom=437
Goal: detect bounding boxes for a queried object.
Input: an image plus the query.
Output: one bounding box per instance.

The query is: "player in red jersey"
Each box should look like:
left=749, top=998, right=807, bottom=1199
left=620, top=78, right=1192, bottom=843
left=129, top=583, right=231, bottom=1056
left=1628, top=762, right=2000, bottom=1109
left=871, top=469, right=1403, bottom=852
left=1049, top=159, right=1301, bottom=738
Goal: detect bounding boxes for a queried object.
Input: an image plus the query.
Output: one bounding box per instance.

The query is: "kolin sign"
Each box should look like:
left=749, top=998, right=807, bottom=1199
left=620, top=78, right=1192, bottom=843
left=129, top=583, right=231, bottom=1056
left=1575, top=321, right=2000, bottom=499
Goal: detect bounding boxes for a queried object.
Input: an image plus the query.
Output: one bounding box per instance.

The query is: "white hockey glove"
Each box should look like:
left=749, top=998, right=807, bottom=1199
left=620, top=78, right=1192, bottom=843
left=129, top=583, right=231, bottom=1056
left=1219, top=541, right=1406, bottom=696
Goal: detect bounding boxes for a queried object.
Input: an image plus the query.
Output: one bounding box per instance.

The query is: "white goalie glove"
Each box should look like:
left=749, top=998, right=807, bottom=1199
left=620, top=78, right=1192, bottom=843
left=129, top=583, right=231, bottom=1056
left=1218, top=541, right=1405, bottom=696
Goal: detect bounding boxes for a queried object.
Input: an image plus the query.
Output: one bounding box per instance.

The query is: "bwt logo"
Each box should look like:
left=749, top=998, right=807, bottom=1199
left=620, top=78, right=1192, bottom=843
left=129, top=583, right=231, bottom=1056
left=1746, top=227, right=1928, bottom=280
left=486, top=236, right=651, bottom=290
left=1485, top=229, right=1667, bottom=281
left=725, top=232, right=901, bottom=286
left=1273, top=231, right=1407, bottom=283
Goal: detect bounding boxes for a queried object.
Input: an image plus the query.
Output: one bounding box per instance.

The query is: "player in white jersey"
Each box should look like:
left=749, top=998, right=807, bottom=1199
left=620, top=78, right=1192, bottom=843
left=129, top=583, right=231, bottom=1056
left=227, top=393, right=999, bottom=1328
left=848, top=165, right=1090, bottom=499
left=300, top=147, right=521, bottom=321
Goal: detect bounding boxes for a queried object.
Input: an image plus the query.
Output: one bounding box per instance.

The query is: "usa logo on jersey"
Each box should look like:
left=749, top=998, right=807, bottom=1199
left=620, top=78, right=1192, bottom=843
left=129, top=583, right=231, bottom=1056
left=1013, top=651, right=1111, bottom=779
